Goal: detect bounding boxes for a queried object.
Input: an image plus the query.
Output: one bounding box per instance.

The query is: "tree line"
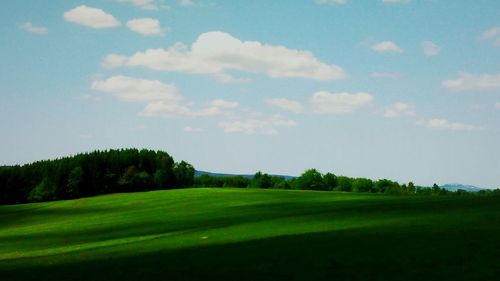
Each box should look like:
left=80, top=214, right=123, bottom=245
left=0, top=149, right=194, bottom=204
left=1, top=149, right=499, bottom=205
left=195, top=169, right=500, bottom=196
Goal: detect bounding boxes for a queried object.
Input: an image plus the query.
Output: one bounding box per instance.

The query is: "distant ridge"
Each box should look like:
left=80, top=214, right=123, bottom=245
left=195, top=170, right=295, bottom=180
left=440, top=184, right=483, bottom=192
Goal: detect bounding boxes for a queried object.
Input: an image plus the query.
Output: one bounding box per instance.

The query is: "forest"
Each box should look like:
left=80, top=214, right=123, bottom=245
left=0, top=149, right=498, bottom=205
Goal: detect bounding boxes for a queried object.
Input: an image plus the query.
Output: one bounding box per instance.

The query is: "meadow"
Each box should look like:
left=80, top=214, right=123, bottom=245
left=1, top=188, right=499, bottom=281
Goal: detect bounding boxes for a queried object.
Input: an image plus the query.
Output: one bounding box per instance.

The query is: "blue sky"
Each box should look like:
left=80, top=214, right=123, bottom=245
left=1, top=0, right=500, bottom=188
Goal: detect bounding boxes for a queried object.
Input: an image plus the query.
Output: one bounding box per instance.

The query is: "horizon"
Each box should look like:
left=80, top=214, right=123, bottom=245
left=1, top=1, right=500, bottom=189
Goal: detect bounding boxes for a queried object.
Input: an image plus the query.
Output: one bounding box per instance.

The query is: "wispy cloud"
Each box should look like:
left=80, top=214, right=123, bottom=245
left=382, top=0, right=410, bottom=4
left=416, top=119, right=484, bottom=131
left=371, top=41, right=403, bottom=53
left=118, top=0, right=165, bottom=10
left=311, top=91, right=373, bottom=114
left=315, top=0, right=348, bottom=5
left=422, top=40, right=440, bottom=56
left=384, top=102, right=416, bottom=118
left=266, top=98, right=304, bottom=113
left=19, top=22, right=48, bottom=35
left=183, top=126, right=204, bottom=133
left=180, top=0, right=195, bottom=7
left=219, top=114, right=296, bottom=135
left=480, top=26, right=500, bottom=47
left=442, top=72, right=500, bottom=92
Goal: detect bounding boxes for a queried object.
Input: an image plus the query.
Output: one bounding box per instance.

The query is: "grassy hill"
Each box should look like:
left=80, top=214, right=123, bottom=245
left=1, top=188, right=499, bottom=281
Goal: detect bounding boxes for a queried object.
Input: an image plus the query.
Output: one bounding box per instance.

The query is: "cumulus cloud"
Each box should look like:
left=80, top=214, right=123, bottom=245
left=371, top=41, right=403, bottom=53
left=384, top=102, right=416, bottom=118
left=370, top=72, right=401, bottom=79
left=480, top=26, right=500, bottom=47
left=126, top=18, right=167, bottom=36
left=422, top=40, right=440, bottom=56
left=64, top=6, right=121, bottom=29
left=219, top=115, right=296, bottom=135
left=442, top=72, right=500, bottom=92
left=315, top=0, right=348, bottom=5
left=311, top=91, right=373, bottom=114
left=102, top=31, right=346, bottom=81
left=416, top=119, right=483, bottom=131
left=267, top=98, right=304, bottom=113
left=19, top=22, right=48, bottom=35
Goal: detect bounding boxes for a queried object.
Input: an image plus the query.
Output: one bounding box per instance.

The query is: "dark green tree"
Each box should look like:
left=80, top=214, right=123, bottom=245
left=67, top=166, right=84, bottom=198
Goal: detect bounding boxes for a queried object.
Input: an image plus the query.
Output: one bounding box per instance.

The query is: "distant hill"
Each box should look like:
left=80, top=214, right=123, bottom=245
left=195, top=170, right=295, bottom=180
left=440, top=184, right=483, bottom=192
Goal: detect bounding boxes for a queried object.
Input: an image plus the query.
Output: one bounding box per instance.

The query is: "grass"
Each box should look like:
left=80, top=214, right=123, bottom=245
left=0, top=188, right=499, bottom=281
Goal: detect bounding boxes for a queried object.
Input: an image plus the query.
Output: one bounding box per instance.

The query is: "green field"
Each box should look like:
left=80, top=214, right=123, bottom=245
left=1, top=188, right=499, bottom=281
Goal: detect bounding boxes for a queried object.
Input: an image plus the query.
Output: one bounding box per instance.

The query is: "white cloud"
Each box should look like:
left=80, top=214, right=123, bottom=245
left=416, top=119, right=483, bottom=131
left=183, top=126, right=204, bottom=133
left=118, top=0, right=159, bottom=11
left=92, top=76, right=241, bottom=118
left=315, top=0, right=348, bottom=5
left=126, top=18, right=166, bottom=36
left=480, top=26, right=500, bottom=47
left=496, top=102, right=500, bottom=109
left=422, top=40, right=440, bottom=56
left=371, top=41, right=403, bottom=53
left=384, top=102, right=416, bottom=118
left=442, top=72, right=500, bottom=92
left=64, top=6, right=121, bottom=29
left=180, top=0, right=194, bottom=6
left=370, top=72, right=401, bottom=79
left=267, top=98, right=304, bottom=113
left=102, top=31, right=346, bottom=81
left=91, top=75, right=181, bottom=103
left=219, top=115, right=296, bottom=135
left=382, top=0, right=410, bottom=3
left=191, top=99, right=240, bottom=117
left=311, top=91, right=373, bottom=114
left=19, top=22, right=48, bottom=35
left=102, top=54, right=129, bottom=68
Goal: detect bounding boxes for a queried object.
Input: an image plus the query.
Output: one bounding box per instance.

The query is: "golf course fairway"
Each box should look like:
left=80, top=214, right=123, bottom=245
left=1, top=188, right=499, bottom=281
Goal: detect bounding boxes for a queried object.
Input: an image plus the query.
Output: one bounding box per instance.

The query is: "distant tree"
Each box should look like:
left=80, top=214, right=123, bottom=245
left=28, top=178, right=56, bottom=202
left=323, top=173, right=337, bottom=191
left=250, top=172, right=273, bottom=189
left=295, top=169, right=324, bottom=190
left=274, top=179, right=292, bottom=189
left=154, top=169, right=171, bottom=189
left=407, top=182, right=416, bottom=194
left=335, top=176, right=352, bottom=192
left=66, top=166, right=83, bottom=198
left=173, top=161, right=195, bottom=187
left=374, top=179, right=399, bottom=194
left=352, top=178, right=373, bottom=193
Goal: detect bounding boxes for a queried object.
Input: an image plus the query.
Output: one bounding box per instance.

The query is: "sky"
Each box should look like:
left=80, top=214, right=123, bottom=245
left=1, top=0, right=500, bottom=188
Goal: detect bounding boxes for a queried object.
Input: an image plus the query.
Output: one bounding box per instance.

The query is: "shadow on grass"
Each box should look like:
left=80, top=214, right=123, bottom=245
left=1, top=195, right=498, bottom=254
left=1, top=221, right=499, bottom=281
